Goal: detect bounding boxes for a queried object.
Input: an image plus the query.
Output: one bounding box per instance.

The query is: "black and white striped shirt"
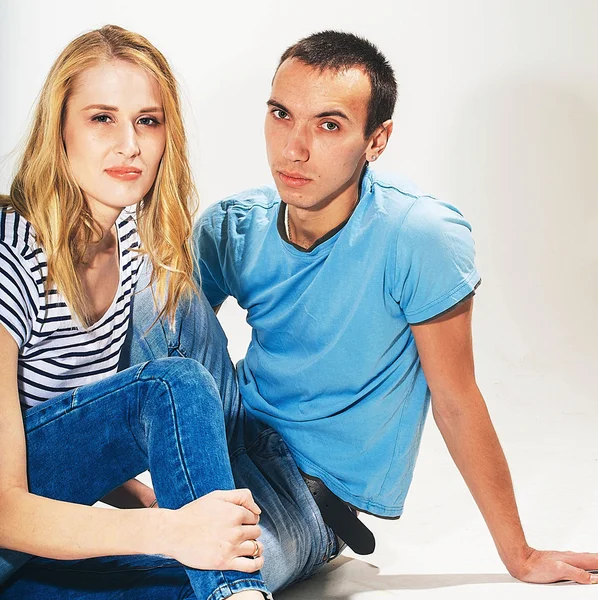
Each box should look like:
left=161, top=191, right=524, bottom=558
left=0, top=208, right=141, bottom=408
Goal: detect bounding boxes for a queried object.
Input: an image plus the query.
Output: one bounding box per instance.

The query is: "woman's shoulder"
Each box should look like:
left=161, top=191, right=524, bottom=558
left=115, top=209, right=139, bottom=257
left=0, top=207, right=41, bottom=261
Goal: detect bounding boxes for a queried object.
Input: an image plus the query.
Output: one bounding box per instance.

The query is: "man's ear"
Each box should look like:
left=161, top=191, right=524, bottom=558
left=366, top=119, right=393, bottom=162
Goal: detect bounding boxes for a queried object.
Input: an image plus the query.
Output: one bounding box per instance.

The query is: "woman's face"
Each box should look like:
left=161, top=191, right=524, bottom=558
left=62, top=59, right=166, bottom=226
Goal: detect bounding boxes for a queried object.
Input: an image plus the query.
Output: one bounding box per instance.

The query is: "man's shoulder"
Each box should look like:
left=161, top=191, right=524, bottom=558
left=366, top=170, right=471, bottom=243
left=369, top=170, right=431, bottom=202
left=199, top=185, right=280, bottom=225
left=368, top=171, right=450, bottom=226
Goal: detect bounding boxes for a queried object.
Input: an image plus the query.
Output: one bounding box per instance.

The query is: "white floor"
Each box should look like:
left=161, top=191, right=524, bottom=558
left=273, top=360, right=598, bottom=600
left=218, top=301, right=598, bottom=600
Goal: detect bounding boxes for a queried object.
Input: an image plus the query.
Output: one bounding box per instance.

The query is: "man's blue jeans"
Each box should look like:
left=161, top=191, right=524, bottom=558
left=0, top=358, right=269, bottom=600
left=119, top=272, right=340, bottom=592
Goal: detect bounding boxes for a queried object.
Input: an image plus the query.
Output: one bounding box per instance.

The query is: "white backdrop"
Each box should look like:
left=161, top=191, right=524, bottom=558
left=2, top=1, right=597, bottom=598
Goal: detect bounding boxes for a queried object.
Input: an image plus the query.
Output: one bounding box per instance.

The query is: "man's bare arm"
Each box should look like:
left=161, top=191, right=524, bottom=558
left=411, top=298, right=598, bottom=584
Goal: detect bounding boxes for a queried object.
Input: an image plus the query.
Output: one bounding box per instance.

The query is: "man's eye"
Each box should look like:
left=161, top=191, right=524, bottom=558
left=322, top=122, right=338, bottom=131
left=273, top=109, right=288, bottom=120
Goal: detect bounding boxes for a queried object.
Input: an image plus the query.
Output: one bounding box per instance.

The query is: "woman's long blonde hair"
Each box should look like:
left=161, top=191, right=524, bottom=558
left=1, top=25, right=198, bottom=326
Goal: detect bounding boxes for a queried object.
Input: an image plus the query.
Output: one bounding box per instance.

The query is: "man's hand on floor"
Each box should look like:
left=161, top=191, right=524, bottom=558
left=509, top=548, right=598, bottom=584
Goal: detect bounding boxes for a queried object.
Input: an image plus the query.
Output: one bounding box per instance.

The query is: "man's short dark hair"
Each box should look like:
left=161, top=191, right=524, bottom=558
left=278, top=31, right=397, bottom=138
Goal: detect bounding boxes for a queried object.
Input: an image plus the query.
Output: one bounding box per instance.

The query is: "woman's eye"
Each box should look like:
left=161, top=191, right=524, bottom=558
left=138, top=117, right=159, bottom=126
left=322, top=121, right=339, bottom=131
left=92, top=114, right=112, bottom=123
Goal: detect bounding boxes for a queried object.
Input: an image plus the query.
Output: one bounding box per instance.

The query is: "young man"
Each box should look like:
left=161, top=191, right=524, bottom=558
left=125, top=31, right=598, bottom=594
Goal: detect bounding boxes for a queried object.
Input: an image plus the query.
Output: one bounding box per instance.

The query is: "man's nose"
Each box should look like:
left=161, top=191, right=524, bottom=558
left=282, top=125, right=310, bottom=162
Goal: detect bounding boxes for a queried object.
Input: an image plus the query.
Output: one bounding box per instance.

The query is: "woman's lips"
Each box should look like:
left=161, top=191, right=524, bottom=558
left=278, top=171, right=311, bottom=188
left=105, top=167, right=142, bottom=181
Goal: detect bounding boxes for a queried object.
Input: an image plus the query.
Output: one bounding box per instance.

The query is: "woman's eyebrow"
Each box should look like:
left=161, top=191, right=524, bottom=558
left=81, top=104, right=164, bottom=112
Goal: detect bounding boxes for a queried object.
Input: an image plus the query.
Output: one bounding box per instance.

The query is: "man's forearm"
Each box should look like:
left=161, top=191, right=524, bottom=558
left=413, top=300, right=598, bottom=583
left=432, top=388, right=532, bottom=576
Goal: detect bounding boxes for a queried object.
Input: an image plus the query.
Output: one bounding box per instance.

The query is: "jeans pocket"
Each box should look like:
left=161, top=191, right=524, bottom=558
left=245, top=424, right=286, bottom=460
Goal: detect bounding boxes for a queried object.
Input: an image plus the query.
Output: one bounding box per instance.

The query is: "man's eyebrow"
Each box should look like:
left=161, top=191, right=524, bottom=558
left=267, top=100, right=350, bottom=122
left=314, top=109, right=350, bottom=121
left=81, top=104, right=164, bottom=113
left=266, top=99, right=289, bottom=113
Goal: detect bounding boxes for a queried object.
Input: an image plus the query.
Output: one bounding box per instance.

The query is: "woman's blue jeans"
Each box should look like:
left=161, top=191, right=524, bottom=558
left=0, top=358, right=269, bottom=600
left=116, top=271, right=340, bottom=593
left=0, top=263, right=339, bottom=597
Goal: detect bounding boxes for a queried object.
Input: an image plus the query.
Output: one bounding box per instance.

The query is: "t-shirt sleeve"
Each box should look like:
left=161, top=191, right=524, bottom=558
left=193, top=204, right=232, bottom=308
left=392, top=197, right=481, bottom=324
left=0, top=241, right=38, bottom=349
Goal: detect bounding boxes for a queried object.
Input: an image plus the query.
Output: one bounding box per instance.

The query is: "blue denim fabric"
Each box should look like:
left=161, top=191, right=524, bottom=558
left=0, top=358, right=269, bottom=600
left=1, top=555, right=196, bottom=600
left=119, top=266, right=340, bottom=593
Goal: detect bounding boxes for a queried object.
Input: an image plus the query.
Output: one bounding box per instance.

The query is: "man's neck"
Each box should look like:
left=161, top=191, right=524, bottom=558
left=286, top=182, right=361, bottom=250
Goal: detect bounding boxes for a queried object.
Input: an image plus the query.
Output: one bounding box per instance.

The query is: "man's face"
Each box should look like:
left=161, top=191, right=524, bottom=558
left=265, top=58, right=372, bottom=211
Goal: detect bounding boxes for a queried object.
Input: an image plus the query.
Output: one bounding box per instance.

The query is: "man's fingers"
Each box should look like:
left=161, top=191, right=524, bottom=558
left=229, top=555, right=265, bottom=573
left=557, top=562, right=597, bottom=585
left=560, top=552, right=598, bottom=572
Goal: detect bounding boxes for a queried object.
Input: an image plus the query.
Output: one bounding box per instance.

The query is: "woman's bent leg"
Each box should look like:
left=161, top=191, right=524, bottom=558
left=119, top=264, right=242, bottom=445
left=121, top=267, right=337, bottom=592
left=0, top=358, right=268, bottom=599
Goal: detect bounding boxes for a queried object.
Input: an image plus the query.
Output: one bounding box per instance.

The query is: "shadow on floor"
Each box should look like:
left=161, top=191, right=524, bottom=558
left=277, top=556, right=516, bottom=599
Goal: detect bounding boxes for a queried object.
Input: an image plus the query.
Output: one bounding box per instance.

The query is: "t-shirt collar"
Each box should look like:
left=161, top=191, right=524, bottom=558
left=277, top=166, right=371, bottom=253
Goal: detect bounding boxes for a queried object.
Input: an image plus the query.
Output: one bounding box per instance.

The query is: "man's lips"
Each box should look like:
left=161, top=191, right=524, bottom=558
left=278, top=171, right=312, bottom=188
left=105, top=167, right=142, bottom=181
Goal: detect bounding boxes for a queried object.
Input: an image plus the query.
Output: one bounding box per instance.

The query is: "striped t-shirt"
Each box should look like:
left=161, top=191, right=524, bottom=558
left=0, top=207, right=141, bottom=408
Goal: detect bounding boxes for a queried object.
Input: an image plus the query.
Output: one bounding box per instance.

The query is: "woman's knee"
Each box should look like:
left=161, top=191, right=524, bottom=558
left=137, top=357, right=222, bottom=413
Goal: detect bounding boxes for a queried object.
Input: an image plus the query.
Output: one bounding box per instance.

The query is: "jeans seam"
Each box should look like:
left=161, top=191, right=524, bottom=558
left=160, top=313, right=184, bottom=355
left=283, top=451, right=330, bottom=580
left=245, top=426, right=277, bottom=455
left=229, top=445, right=246, bottom=462
left=18, top=563, right=188, bottom=575
left=206, top=577, right=269, bottom=600
left=70, top=387, right=78, bottom=411
left=138, top=374, right=198, bottom=499
left=134, top=360, right=153, bottom=380
left=26, top=362, right=151, bottom=436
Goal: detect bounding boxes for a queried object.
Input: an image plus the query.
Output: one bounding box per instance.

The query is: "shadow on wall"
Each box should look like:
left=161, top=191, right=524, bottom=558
left=277, top=556, right=516, bottom=599
left=446, top=77, right=598, bottom=369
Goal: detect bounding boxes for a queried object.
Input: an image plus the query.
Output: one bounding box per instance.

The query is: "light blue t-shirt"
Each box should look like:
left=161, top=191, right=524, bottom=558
left=195, top=168, right=480, bottom=517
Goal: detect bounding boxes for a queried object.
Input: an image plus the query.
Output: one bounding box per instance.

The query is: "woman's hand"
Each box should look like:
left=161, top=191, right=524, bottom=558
left=161, top=489, right=264, bottom=572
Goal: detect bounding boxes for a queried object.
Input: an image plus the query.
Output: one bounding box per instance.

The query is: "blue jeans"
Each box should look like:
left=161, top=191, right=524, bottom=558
left=119, top=269, right=340, bottom=592
left=0, top=358, right=269, bottom=600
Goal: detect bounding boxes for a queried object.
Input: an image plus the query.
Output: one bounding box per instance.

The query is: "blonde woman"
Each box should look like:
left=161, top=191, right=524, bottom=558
left=0, top=26, right=267, bottom=600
